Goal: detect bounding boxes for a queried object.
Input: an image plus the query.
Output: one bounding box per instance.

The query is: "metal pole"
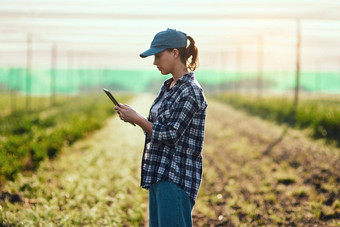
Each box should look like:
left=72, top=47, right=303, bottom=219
left=257, top=35, right=263, bottom=99
left=26, top=33, right=32, bottom=111
left=10, top=68, right=16, bottom=113
left=223, top=52, right=228, bottom=91
left=68, top=52, right=73, bottom=95
left=316, top=62, right=321, bottom=94
left=217, top=52, right=222, bottom=93
left=293, top=19, right=301, bottom=123
left=237, top=47, right=242, bottom=93
left=51, top=44, right=57, bottom=106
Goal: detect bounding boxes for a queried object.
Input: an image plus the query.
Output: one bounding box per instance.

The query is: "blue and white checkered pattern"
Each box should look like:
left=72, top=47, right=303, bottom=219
left=141, top=72, right=207, bottom=202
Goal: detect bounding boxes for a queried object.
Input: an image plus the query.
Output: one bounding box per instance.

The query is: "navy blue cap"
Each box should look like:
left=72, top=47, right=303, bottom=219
left=140, top=28, right=187, bottom=58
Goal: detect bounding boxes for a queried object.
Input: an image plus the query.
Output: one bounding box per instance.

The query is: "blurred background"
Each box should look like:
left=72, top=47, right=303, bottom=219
left=1, top=0, right=340, bottom=98
left=1, top=2, right=340, bottom=225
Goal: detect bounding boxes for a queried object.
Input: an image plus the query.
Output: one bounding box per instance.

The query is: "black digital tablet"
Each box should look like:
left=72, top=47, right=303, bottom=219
left=103, top=88, right=120, bottom=107
left=103, top=88, right=136, bottom=126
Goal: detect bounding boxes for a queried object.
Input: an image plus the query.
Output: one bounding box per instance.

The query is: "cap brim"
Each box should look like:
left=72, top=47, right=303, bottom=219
left=140, top=47, right=167, bottom=58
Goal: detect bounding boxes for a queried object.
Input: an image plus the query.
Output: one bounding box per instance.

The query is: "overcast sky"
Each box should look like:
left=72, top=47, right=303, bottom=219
left=0, top=0, right=340, bottom=71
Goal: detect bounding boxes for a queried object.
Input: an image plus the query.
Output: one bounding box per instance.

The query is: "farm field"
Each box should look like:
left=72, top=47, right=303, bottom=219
left=194, top=98, right=340, bottom=226
left=0, top=94, right=339, bottom=226
left=0, top=92, right=71, bottom=118
left=0, top=93, right=132, bottom=185
left=214, top=93, right=340, bottom=145
left=0, top=94, right=153, bottom=226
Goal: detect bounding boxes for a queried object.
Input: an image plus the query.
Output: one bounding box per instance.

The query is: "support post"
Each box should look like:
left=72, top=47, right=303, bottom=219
left=26, top=33, right=32, bottom=111
left=257, top=35, right=263, bottom=99
left=51, top=44, right=57, bottom=106
left=236, top=47, right=242, bottom=93
left=293, top=19, right=301, bottom=124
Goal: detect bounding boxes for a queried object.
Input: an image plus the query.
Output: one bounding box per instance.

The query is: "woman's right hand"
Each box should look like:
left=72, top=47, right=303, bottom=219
left=114, top=104, right=138, bottom=124
left=114, top=104, right=153, bottom=135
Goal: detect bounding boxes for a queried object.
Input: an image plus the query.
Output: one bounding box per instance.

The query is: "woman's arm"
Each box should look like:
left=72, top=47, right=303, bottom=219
left=114, top=104, right=153, bottom=135
left=151, top=94, right=199, bottom=146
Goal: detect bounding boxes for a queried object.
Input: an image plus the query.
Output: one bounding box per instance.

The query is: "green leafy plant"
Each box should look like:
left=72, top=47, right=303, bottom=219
left=0, top=93, right=132, bottom=185
left=214, top=93, right=340, bottom=145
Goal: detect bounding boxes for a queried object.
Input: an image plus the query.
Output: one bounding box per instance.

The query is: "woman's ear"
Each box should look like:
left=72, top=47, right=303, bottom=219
left=172, top=49, right=179, bottom=58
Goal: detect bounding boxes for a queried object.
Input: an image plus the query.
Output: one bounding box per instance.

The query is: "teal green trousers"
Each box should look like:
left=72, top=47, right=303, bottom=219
left=149, top=181, right=195, bottom=227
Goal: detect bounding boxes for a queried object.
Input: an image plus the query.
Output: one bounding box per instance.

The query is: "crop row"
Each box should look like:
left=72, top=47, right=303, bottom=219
left=0, top=93, right=131, bottom=185
left=194, top=99, right=340, bottom=226
left=0, top=92, right=70, bottom=117
left=213, top=93, right=340, bottom=145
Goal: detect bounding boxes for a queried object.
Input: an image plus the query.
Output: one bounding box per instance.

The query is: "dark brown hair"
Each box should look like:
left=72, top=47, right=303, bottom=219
left=168, top=36, right=199, bottom=71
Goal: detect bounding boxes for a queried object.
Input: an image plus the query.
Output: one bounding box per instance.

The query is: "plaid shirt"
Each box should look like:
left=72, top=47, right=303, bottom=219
left=141, top=72, right=207, bottom=202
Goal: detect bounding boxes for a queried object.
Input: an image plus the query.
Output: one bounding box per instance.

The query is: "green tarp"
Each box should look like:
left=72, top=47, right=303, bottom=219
left=0, top=68, right=339, bottom=94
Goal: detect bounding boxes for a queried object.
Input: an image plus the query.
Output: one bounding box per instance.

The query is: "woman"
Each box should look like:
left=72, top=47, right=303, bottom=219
left=115, top=28, right=207, bottom=227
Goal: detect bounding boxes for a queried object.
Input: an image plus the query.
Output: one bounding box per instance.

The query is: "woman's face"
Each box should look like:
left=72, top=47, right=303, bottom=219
left=153, top=50, right=175, bottom=75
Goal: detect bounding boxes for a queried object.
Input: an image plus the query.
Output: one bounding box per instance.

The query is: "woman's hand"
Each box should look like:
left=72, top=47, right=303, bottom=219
left=114, top=104, right=154, bottom=135
left=114, top=104, right=139, bottom=124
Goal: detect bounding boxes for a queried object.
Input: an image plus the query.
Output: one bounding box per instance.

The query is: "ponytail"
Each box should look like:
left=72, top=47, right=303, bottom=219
left=177, top=35, right=199, bottom=71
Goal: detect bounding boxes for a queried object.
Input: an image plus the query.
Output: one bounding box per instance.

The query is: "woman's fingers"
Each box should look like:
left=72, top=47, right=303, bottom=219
left=114, top=105, right=122, bottom=112
left=114, top=106, right=124, bottom=121
left=115, top=105, right=128, bottom=122
left=114, top=104, right=136, bottom=123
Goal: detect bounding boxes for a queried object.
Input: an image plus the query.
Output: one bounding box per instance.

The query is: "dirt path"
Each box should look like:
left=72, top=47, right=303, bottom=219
left=1, top=95, right=339, bottom=226
left=1, top=94, right=154, bottom=226
left=193, top=99, right=340, bottom=226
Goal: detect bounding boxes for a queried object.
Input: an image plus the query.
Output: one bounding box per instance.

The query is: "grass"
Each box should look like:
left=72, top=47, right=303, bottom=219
left=193, top=98, right=340, bottom=226
left=1, top=94, right=339, bottom=226
left=213, top=93, right=340, bottom=145
left=0, top=92, right=68, bottom=117
left=0, top=94, right=150, bottom=226
left=0, top=92, right=132, bottom=185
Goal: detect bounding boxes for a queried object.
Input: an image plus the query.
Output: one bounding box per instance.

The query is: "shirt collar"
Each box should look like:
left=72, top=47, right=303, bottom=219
left=163, top=72, right=194, bottom=88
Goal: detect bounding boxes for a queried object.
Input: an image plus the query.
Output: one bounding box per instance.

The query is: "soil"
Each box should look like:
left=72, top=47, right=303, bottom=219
left=1, top=95, right=339, bottom=226
left=192, top=99, right=340, bottom=226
